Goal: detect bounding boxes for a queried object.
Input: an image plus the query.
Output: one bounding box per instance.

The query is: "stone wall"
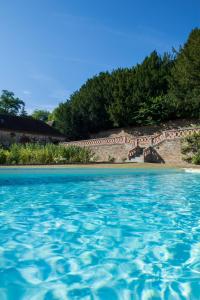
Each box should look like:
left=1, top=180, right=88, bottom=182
left=89, top=144, right=133, bottom=163
left=0, top=129, right=65, bottom=147
left=78, top=139, right=184, bottom=164
left=143, top=140, right=183, bottom=164
left=153, top=139, right=183, bottom=164
left=87, top=139, right=185, bottom=164
left=62, top=127, right=200, bottom=164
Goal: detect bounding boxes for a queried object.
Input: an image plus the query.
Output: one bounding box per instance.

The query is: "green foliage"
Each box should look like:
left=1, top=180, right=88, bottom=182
left=170, top=28, right=200, bottom=118
left=50, top=28, right=200, bottom=140
left=0, top=90, right=26, bottom=116
left=53, top=51, right=174, bottom=138
left=0, top=148, right=7, bottom=164
left=107, top=68, right=135, bottom=127
left=53, top=72, right=113, bottom=139
left=181, top=132, right=200, bottom=164
left=0, top=144, right=95, bottom=165
left=53, top=102, right=75, bottom=138
left=133, top=94, right=175, bottom=125
left=32, top=109, right=50, bottom=122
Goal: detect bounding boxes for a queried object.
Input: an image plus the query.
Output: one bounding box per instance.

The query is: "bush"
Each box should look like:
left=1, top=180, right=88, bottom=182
left=0, top=143, right=95, bottom=165
left=0, top=148, right=7, bottom=164
left=191, top=153, right=200, bottom=164
left=181, top=133, right=200, bottom=164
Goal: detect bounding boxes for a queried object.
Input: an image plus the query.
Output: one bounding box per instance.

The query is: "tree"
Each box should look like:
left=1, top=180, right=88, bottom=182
left=107, top=51, right=173, bottom=126
left=0, top=90, right=26, bottom=116
left=53, top=72, right=113, bottom=139
left=52, top=102, right=75, bottom=139
left=107, top=68, right=135, bottom=127
left=32, top=109, right=50, bottom=122
left=52, top=53, right=174, bottom=138
left=170, top=28, right=200, bottom=118
left=52, top=28, right=199, bottom=140
left=130, top=51, right=173, bottom=124
left=70, top=72, right=113, bottom=136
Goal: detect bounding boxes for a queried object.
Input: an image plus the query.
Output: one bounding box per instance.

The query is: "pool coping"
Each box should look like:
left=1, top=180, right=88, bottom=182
left=0, top=162, right=198, bottom=169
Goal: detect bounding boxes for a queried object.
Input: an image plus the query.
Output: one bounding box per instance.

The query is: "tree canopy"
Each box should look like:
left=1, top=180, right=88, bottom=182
left=32, top=109, right=50, bottom=122
left=52, top=28, right=199, bottom=140
left=0, top=90, right=26, bottom=116
left=170, top=28, right=200, bottom=118
left=52, top=50, right=176, bottom=139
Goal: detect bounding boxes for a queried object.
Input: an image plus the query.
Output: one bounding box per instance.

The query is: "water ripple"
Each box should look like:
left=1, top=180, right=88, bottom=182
left=0, top=169, right=200, bottom=299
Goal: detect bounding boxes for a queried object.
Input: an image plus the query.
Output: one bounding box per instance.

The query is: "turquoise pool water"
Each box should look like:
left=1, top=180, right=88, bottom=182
left=0, top=168, right=200, bottom=300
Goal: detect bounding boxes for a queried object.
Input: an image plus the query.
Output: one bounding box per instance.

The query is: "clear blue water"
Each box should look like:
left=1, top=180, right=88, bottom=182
left=0, top=168, right=200, bottom=300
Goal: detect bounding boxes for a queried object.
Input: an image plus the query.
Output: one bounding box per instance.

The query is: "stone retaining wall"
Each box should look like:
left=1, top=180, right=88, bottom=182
left=154, top=140, right=183, bottom=164
left=81, top=139, right=183, bottom=163
left=62, top=127, right=200, bottom=163
left=89, top=144, right=133, bottom=163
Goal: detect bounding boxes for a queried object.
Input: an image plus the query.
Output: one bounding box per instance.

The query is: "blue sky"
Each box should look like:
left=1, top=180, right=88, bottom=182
left=0, top=0, right=199, bottom=112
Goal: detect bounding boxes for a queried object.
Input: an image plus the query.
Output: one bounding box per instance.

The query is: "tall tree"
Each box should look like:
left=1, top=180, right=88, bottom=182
left=108, top=68, right=135, bottom=127
left=170, top=28, right=200, bottom=117
left=108, top=51, right=173, bottom=126
left=133, top=51, right=174, bottom=124
left=53, top=102, right=74, bottom=139
left=0, top=90, right=26, bottom=116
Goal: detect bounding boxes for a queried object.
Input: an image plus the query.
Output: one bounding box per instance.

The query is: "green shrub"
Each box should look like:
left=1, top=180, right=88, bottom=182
left=0, top=148, right=7, bottom=164
left=191, top=152, right=200, bottom=165
left=0, top=143, right=95, bottom=165
left=181, top=133, right=200, bottom=164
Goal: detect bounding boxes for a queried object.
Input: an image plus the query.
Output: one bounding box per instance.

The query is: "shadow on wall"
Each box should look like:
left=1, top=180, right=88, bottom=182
left=144, top=147, right=165, bottom=163
left=128, top=146, right=143, bottom=160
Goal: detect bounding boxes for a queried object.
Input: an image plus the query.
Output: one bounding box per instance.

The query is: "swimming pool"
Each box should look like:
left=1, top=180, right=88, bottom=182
left=0, top=168, right=200, bottom=299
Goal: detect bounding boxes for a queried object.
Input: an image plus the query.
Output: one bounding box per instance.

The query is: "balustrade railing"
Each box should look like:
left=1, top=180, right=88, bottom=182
left=62, top=127, right=200, bottom=148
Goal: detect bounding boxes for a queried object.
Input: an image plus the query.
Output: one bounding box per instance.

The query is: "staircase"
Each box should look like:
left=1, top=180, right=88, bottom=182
left=128, top=146, right=144, bottom=162
left=129, top=153, right=144, bottom=163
